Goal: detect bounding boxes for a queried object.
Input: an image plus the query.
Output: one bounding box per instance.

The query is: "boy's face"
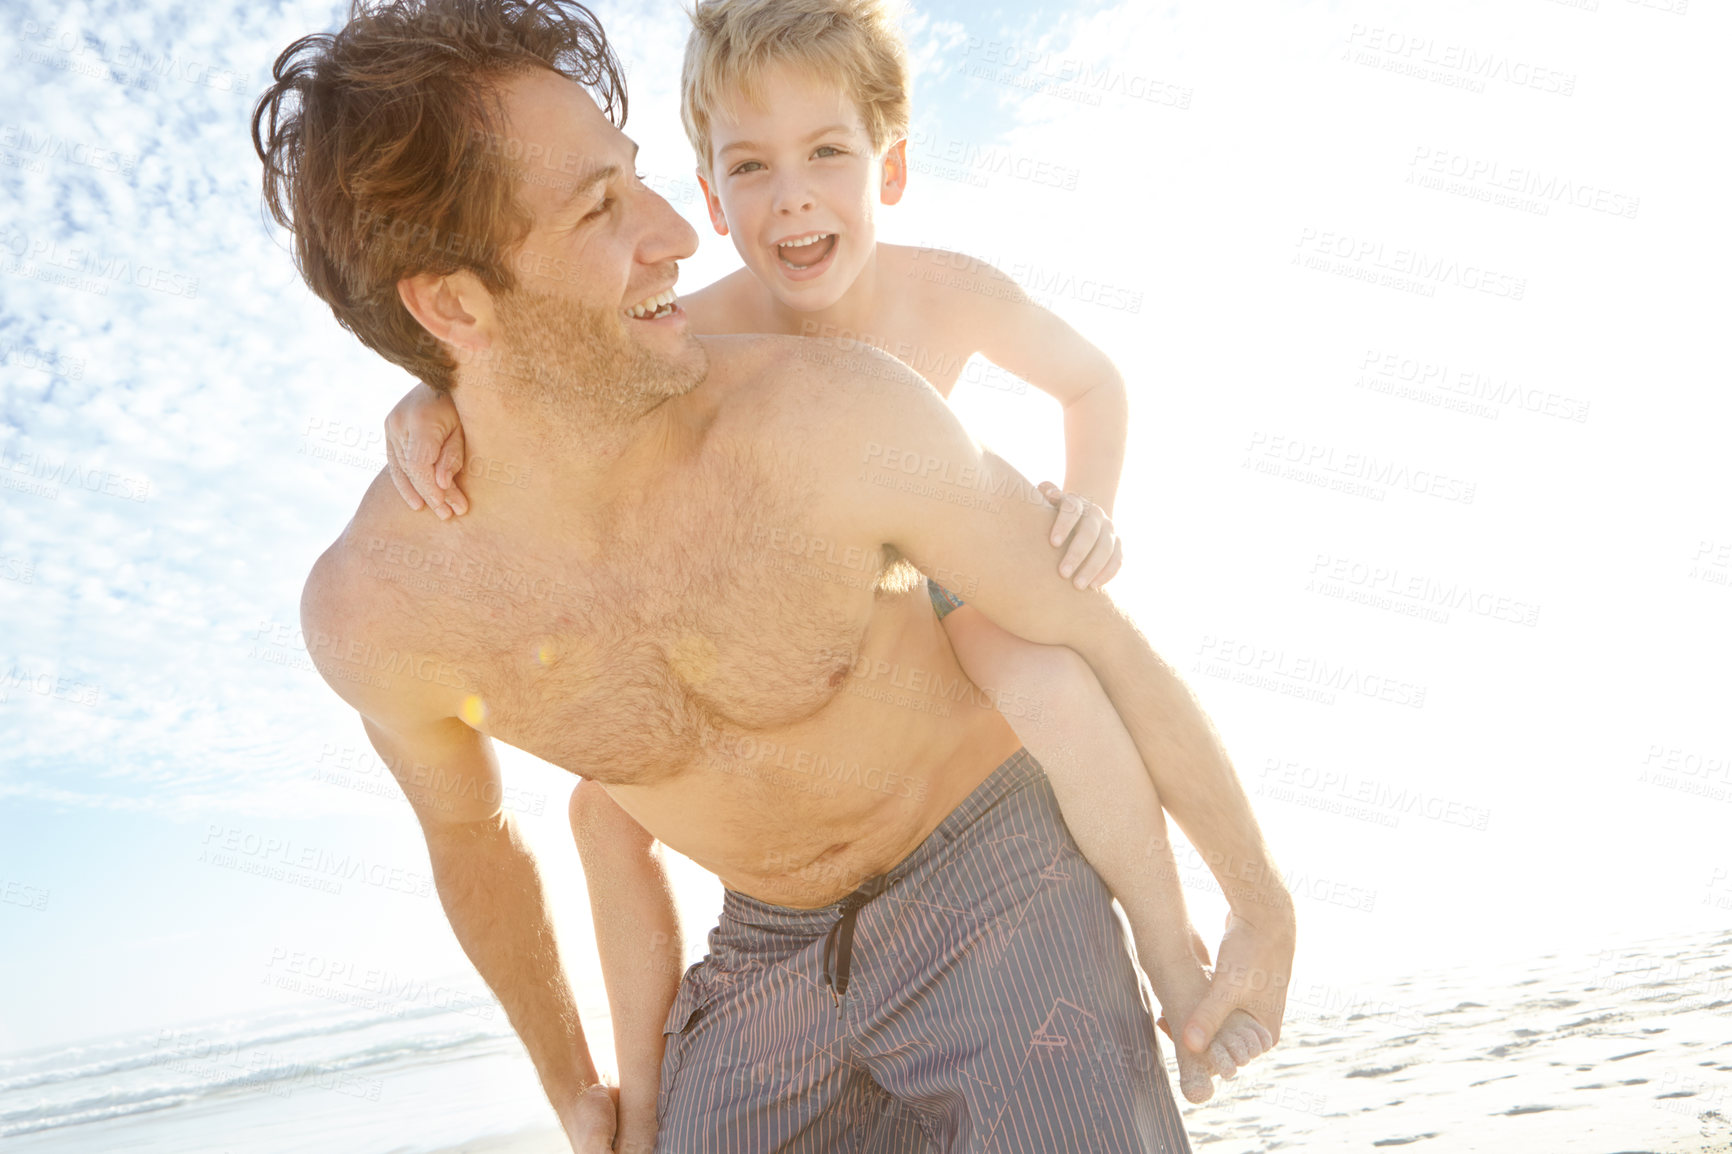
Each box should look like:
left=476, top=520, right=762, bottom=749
left=699, top=65, right=906, bottom=312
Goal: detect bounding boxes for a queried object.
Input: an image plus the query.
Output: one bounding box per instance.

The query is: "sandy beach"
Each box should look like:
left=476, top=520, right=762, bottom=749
left=415, top=929, right=1732, bottom=1154
left=1179, top=929, right=1732, bottom=1153
left=4, top=929, right=1725, bottom=1153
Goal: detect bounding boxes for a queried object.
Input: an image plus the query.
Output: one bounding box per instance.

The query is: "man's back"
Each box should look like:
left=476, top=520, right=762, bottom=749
left=304, top=334, right=1018, bottom=908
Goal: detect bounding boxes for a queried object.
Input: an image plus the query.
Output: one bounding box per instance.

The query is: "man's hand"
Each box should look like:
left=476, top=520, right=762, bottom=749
left=1181, top=905, right=1296, bottom=1062
left=560, top=1082, right=619, bottom=1153
left=385, top=382, right=468, bottom=519
left=1038, top=481, right=1122, bottom=589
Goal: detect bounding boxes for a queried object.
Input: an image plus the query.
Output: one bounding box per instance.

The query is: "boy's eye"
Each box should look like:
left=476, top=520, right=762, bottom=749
left=814, top=145, right=844, bottom=158
left=730, top=160, right=764, bottom=175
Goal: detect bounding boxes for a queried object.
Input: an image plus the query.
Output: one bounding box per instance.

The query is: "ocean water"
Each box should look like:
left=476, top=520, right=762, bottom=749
left=0, top=987, right=598, bottom=1153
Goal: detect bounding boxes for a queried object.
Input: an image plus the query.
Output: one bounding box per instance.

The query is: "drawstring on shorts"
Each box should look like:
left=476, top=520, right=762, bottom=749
left=821, top=874, right=892, bottom=1008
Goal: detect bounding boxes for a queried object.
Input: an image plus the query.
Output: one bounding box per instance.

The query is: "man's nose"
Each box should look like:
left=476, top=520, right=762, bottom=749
left=639, top=186, right=699, bottom=264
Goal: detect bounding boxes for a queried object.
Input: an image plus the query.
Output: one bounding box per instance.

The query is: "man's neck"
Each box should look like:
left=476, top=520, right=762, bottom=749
left=445, top=370, right=694, bottom=520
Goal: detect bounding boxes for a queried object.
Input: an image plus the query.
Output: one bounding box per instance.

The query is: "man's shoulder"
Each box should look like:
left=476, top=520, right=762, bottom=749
left=704, top=331, right=938, bottom=436
left=698, top=334, right=962, bottom=523
left=300, top=471, right=446, bottom=720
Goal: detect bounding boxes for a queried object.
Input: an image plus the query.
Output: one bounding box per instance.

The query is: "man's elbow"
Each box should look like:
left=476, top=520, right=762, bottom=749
left=418, top=807, right=513, bottom=861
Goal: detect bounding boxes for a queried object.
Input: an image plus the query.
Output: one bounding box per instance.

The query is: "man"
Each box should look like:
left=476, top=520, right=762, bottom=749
left=255, top=3, right=1295, bottom=1151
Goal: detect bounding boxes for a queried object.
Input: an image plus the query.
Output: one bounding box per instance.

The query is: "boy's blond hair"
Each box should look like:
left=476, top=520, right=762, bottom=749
left=681, top=0, right=910, bottom=175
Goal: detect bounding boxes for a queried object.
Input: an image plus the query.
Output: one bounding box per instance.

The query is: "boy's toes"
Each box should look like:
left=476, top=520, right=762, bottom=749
left=1176, top=1053, right=1216, bottom=1104
left=1207, top=1039, right=1239, bottom=1082
left=1222, top=1027, right=1257, bottom=1067
left=1222, top=1011, right=1272, bottom=1066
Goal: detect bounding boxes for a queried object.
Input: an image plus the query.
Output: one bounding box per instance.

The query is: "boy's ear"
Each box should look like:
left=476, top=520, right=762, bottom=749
left=398, top=271, right=492, bottom=357
left=880, top=138, right=908, bottom=206
left=696, top=168, right=729, bottom=236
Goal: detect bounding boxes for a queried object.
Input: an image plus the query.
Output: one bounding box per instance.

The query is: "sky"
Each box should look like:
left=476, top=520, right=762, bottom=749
left=2, top=0, right=1729, bottom=1061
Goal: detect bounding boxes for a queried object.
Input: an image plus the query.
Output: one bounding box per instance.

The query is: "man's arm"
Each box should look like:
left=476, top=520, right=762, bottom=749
left=300, top=561, right=612, bottom=1149
left=823, top=354, right=1295, bottom=1052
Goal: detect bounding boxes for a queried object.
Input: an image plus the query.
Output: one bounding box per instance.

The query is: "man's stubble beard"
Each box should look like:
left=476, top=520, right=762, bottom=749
left=493, top=282, right=707, bottom=428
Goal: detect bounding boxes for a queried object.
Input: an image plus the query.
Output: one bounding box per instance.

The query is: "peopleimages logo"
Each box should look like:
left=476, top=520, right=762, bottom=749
left=0, top=123, right=138, bottom=174
left=0, top=227, right=200, bottom=299
left=1243, top=430, right=1477, bottom=505
left=0, top=439, right=152, bottom=502
left=1343, top=25, right=1577, bottom=96
left=1192, top=634, right=1428, bottom=710
left=1294, top=227, right=1525, bottom=301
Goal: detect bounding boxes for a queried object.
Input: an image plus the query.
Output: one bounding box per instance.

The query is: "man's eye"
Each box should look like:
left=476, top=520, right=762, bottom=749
left=584, top=197, right=614, bottom=221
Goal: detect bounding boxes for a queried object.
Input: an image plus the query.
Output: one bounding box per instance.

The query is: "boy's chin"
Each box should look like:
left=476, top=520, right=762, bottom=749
left=762, top=261, right=856, bottom=314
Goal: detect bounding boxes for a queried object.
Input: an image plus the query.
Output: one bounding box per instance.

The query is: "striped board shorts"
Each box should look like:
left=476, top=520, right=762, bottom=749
left=655, top=747, right=1194, bottom=1153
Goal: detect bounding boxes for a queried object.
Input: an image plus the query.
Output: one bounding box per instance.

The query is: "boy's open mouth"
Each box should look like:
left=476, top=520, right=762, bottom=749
left=776, top=232, right=837, bottom=270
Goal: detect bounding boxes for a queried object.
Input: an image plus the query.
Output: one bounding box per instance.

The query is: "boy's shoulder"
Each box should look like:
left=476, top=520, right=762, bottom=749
left=881, top=242, right=1030, bottom=307
left=877, top=243, right=1033, bottom=348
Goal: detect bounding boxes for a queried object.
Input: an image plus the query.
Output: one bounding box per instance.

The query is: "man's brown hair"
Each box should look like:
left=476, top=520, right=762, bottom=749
left=252, top=0, right=628, bottom=391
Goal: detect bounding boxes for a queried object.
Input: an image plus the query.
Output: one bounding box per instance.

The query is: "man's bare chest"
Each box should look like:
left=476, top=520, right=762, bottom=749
left=388, top=480, right=894, bottom=784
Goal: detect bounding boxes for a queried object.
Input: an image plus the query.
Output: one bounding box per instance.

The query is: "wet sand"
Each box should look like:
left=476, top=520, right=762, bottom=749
left=421, top=929, right=1732, bottom=1154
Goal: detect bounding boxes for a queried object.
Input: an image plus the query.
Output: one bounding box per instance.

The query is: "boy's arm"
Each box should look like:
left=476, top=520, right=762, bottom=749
left=932, top=254, right=1129, bottom=513
left=570, top=780, right=684, bottom=1154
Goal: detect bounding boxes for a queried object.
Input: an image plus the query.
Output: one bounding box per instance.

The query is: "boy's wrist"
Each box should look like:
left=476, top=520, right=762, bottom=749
left=1058, top=479, right=1116, bottom=517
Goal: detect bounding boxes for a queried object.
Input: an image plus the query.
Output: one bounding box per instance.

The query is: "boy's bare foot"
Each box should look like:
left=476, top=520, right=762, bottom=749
left=1162, top=1008, right=1274, bottom=1102
left=1142, top=937, right=1276, bottom=1103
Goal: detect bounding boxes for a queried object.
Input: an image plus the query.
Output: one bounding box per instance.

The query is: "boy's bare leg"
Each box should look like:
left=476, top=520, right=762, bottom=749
left=939, top=604, right=1273, bottom=1103
left=569, top=779, right=686, bottom=1153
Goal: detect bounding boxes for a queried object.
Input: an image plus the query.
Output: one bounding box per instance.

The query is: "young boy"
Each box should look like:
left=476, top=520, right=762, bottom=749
left=383, top=0, right=1271, bottom=1108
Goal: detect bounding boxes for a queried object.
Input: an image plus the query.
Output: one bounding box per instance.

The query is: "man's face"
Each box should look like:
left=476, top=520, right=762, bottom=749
left=702, top=65, right=901, bottom=313
left=486, top=68, right=705, bottom=416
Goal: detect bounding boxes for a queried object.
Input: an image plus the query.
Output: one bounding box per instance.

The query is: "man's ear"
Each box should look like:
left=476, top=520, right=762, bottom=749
left=397, top=270, right=492, bottom=357
left=696, top=168, right=728, bottom=236
left=880, top=138, right=908, bottom=206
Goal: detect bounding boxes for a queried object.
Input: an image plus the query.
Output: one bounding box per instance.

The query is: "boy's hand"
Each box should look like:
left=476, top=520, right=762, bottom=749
left=385, top=383, right=468, bottom=519
left=1038, top=481, right=1122, bottom=589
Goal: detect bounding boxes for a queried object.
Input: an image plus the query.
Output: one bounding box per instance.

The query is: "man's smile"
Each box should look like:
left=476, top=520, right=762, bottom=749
left=624, top=285, right=680, bottom=320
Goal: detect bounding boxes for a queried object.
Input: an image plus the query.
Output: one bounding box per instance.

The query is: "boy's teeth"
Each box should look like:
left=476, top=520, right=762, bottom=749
left=779, top=233, right=832, bottom=248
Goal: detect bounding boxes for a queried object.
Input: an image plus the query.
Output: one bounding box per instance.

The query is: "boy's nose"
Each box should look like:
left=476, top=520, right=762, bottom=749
left=772, top=177, right=816, bottom=215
